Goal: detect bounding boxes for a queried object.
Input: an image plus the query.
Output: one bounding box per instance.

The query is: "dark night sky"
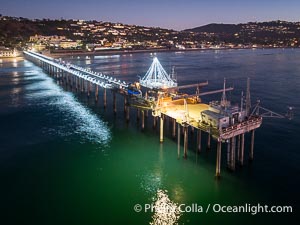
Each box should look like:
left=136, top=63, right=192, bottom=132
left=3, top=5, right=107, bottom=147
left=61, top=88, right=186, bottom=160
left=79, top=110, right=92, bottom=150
left=1, top=0, right=300, bottom=30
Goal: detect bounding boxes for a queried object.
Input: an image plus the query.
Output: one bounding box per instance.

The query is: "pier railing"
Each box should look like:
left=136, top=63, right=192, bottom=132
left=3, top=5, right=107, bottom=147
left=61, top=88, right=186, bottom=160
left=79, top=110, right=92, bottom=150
left=23, top=51, right=128, bottom=89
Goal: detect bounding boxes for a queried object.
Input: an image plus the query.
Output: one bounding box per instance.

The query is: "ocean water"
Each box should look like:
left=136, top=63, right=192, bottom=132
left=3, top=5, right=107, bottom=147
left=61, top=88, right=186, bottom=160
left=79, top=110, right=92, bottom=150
left=0, top=49, right=299, bottom=224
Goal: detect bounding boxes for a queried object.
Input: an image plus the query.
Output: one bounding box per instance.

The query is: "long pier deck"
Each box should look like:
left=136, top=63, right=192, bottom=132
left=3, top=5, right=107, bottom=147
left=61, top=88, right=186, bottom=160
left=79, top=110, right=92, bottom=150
left=24, top=50, right=262, bottom=177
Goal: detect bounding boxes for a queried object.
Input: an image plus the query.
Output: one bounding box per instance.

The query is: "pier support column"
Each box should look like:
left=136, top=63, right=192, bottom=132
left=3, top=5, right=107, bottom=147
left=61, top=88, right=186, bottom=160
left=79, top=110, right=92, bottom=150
left=113, top=92, right=116, bottom=114
left=230, top=137, right=236, bottom=171
left=249, top=130, right=255, bottom=161
left=137, top=109, right=140, bottom=121
left=190, top=126, right=195, bottom=135
left=237, top=135, right=241, bottom=164
left=239, top=134, right=245, bottom=166
left=95, top=85, right=99, bottom=102
left=207, top=132, right=211, bottom=150
left=80, top=79, right=83, bottom=93
left=160, top=116, right=164, bottom=143
left=69, top=74, right=72, bottom=89
left=183, top=125, right=188, bottom=159
left=103, top=89, right=107, bottom=108
left=141, top=110, right=145, bottom=130
left=197, top=129, right=202, bottom=153
left=216, top=141, right=222, bottom=178
left=87, top=81, right=91, bottom=97
left=72, top=76, right=75, bottom=91
left=79, top=77, right=82, bottom=92
left=65, top=73, right=68, bottom=86
left=75, top=76, right=78, bottom=92
left=153, top=116, right=157, bottom=129
left=172, top=119, right=176, bottom=138
left=126, top=105, right=130, bottom=122
left=177, top=124, right=181, bottom=158
left=227, top=139, right=231, bottom=168
left=124, top=96, right=127, bottom=113
left=62, top=73, right=69, bottom=87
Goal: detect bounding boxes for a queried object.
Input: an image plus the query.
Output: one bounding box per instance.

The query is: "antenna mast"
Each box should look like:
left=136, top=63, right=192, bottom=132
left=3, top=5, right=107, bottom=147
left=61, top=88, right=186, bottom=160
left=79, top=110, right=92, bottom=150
left=221, top=78, right=227, bottom=109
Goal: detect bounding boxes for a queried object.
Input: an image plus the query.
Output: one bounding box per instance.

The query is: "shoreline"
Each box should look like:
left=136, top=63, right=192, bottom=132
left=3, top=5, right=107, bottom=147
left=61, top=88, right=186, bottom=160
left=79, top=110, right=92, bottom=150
left=43, top=46, right=299, bottom=58
left=45, top=48, right=206, bottom=57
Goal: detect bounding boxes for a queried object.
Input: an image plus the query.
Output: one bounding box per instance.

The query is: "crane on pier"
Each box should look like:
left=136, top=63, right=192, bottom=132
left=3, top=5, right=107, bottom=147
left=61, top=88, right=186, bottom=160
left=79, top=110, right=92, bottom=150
left=240, top=77, right=294, bottom=120
left=250, top=100, right=294, bottom=120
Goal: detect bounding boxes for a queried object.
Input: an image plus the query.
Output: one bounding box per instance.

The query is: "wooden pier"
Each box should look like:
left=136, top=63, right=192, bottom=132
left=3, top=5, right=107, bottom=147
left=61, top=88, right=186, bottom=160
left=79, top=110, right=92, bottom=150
left=24, top=50, right=263, bottom=178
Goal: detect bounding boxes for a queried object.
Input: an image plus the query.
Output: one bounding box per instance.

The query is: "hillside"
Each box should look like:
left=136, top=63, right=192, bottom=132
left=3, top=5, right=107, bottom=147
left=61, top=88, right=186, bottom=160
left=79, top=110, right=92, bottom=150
left=185, top=23, right=241, bottom=34
left=0, top=16, right=299, bottom=49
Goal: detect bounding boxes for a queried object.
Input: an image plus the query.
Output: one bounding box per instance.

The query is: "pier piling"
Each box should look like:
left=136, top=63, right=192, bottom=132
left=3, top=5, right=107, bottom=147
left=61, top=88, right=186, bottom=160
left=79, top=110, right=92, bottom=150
left=141, top=110, right=145, bottom=130
left=137, top=109, right=140, bottom=121
left=95, top=85, right=98, bottom=102
left=250, top=130, right=255, bottom=161
left=172, top=119, right=176, bottom=138
left=153, top=116, right=157, bottom=128
left=103, top=89, right=107, bottom=108
left=227, top=139, right=231, bottom=168
left=183, top=125, right=188, bottom=158
left=177, top=124, right=181, bottom=158
left=124, top=96, right=127, bottom=113
left=230, top=137, right=236, bottom=171
left=216, top=141, right=222, bottom=178
left=197, top=129, right=202, bottom=153
left=207, top=132, right=211, bottom=150
left=126, top=105, right=130, bottom=122
left=239, top=134, right=245, bottom=165
left=113, top=92, right=116, bottom=113
left=160, top=116, right=164, bottom=143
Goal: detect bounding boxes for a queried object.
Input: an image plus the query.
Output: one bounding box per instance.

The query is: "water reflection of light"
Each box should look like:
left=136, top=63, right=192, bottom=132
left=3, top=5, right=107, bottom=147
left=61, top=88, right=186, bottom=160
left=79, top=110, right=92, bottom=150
left=94, top=55, right=120, bottom=59
left=140, top=171, right=162, bottom=194
left=11, top=71, right=21, bottom=84
left=150, top=189, right=181, bottom=225
left=24, top=67, right=111, bottom=145
left=12, top=58, right=18, bottom=67
left=172, top=185, right=184, bottom=203
left=11, top=71, right=19, bottom=81
left=140, top=145, right=165, bottom=194
left=10, top=86, right=22, bottom=107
